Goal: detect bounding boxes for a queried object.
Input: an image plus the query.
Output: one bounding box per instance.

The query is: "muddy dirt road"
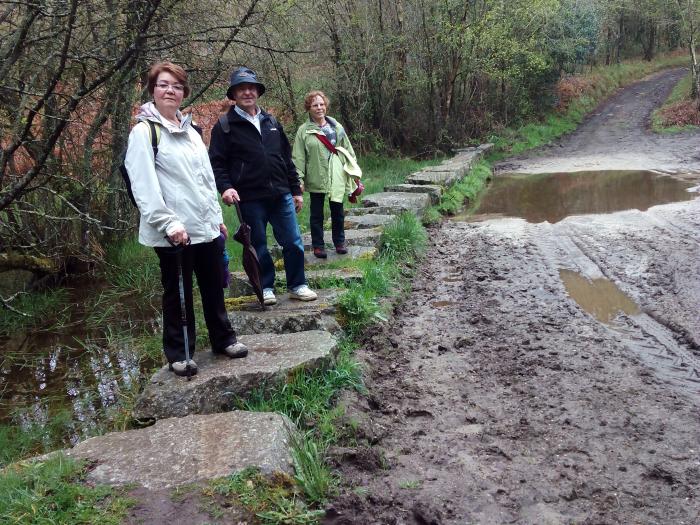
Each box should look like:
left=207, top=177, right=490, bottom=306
left=326, top=70, right=700, bottom=524
left=499, top=67, right=700, bottom=174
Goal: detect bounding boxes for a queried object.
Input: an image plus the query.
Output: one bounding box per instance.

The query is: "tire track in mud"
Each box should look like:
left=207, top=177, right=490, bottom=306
left=328, top=217, right=700, bottom=525
left=529, top=209, right=700, bottom=399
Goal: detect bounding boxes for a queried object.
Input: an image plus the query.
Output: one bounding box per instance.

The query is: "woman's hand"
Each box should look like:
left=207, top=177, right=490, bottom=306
left=168, top=226, right=189, bottom=245
left=219, top=223, right=228, bottom=240
left=222, top=188, right=240, bottom=205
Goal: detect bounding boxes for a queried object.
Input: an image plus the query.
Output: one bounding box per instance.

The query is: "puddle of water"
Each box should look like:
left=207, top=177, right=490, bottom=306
left=559, top=269, right=640, bottom=323
left=0, top=328, right=158, bottom=441
left=456, top=170, right=697, bottom=223
left=0, top=278, right=161, bottom=439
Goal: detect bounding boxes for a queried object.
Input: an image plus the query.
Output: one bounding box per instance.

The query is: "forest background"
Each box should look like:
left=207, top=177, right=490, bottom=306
left=1, top=0, right=700, bottom=295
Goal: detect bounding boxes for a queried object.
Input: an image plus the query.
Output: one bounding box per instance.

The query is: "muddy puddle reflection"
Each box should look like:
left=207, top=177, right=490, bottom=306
left=559, top=269, right=640, bottom=323
left=459, top=170, right=697, bottom=223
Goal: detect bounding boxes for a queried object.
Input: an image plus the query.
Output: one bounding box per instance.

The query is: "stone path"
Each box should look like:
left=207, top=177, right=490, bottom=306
left=49, top=144, right=491, bottom=490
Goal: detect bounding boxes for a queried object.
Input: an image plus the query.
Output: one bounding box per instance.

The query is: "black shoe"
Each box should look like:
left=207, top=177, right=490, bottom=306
left=313, top=247, right=327, bottom=259
left=335, top=243, right=348, bottom=254
left=215, top=342, right=248, bottom=358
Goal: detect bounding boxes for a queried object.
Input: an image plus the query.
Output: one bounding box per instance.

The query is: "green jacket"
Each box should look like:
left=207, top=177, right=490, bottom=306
left=292, top=117, right=360, bottom=202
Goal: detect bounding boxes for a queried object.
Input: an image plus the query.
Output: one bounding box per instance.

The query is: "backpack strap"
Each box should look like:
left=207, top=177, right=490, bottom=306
left=218, top=114, right=230, bottom=134
left=147, top=120, right=160, bottom=159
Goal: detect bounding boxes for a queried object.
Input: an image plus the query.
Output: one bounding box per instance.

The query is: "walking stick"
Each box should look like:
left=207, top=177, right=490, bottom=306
left=167, top=237, right=193, bottom=380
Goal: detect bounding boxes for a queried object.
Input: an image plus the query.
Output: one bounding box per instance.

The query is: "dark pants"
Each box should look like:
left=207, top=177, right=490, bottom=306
left=155, top=240, right=236, bottom=364
left=239, top=193, right=306, bottom=290
left=310, top=192, right=345, bottom=248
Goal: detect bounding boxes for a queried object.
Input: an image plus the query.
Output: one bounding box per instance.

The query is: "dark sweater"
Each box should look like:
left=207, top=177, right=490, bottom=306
left=209, top=107, right=301, bottom=201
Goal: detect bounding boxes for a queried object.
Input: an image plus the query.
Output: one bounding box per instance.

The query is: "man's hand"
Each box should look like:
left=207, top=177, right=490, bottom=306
left=293, top=195, right=303, bottom=213
left=219, top=223, right=228, bottom=240
left=222, top=188, right=240, bottom=205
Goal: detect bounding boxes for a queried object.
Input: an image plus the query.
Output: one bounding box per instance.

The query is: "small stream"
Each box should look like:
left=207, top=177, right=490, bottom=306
left=0, top=280, right=162, bottom=443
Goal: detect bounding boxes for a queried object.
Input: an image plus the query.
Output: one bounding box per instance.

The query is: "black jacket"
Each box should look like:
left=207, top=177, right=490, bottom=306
left=209, top=107, right=301, bottom=201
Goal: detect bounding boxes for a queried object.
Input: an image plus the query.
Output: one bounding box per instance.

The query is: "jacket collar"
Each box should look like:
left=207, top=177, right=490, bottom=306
left=136, top=101, right=191, bottom=133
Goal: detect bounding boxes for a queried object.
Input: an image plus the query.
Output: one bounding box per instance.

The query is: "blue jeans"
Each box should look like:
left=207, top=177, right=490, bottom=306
left=239, top=193, right=306, bottom=290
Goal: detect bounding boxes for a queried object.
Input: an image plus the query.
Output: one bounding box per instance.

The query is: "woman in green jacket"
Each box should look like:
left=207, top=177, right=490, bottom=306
left=292, top=90, right=362, bottom=258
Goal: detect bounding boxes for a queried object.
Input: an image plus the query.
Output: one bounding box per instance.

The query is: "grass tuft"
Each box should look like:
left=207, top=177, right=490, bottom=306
left=0, top=454, right=132, bottom=524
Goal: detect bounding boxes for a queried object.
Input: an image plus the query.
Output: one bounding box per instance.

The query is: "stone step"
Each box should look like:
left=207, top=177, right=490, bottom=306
left=270, top=228, right=382, bottom=261
left=227, top=288, right=343, bottom=335
left=133, top=330, right=338, bottom=421
left=345, top=213, right=397, bottom=230
left=59, top=411, right=295, bottom=489
left=383, top=183, right=442, bottom=204
left=406, top=167, right=464, bottom=186
left=304, top=244, right=377, bottom=266
left=299, top=227, right=383, bottom=251
left=345, top=206, right=399, bottom=216
left=361, top=192, right=432, bottom=216
left=229, top=268, right=363, bottom=297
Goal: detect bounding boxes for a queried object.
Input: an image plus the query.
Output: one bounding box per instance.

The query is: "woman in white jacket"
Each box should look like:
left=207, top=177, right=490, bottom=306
left=124, top=61, right=247, bottom=377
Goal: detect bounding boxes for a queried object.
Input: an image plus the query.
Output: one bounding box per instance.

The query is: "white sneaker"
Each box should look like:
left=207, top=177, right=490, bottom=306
left=289, top=284, right=318, bottom=301
left=263, top=288, right=277, bottom=305
left=169, top=359, right=198, bottom=377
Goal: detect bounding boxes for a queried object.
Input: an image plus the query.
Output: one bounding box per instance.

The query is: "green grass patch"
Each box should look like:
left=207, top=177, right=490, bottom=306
left=103, top=238, right=160, bottom=300
left=0, top=288, right=69, bottom=337
left=0, top=411, right=75, bottom=467
left=0, top=454, right=132, bottom=524
left=435, top=161, right=492, bottom=216
left=209, top=467, right=324, bottom=524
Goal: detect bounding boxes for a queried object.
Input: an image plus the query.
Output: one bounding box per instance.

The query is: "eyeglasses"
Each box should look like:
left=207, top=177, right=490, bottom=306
left=155, top=82, right=184, bottom=92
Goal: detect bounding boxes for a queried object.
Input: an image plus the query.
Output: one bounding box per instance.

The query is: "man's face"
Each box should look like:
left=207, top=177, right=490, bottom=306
left=233, top=83, right=259, bottom=114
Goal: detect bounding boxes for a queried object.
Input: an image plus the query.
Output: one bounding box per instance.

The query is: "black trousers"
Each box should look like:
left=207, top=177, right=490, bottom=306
left=154, top=240, right=236, bottom=363
left=310, top=192, right=345, bottom=248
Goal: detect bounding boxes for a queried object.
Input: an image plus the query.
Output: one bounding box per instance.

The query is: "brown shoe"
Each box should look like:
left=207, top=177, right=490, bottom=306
left=335, top=243, right=348, bottom=254
left=313, top=247, right=327, bottom=259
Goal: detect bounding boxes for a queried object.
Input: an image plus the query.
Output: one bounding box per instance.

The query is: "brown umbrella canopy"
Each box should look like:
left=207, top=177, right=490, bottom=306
left=232, top=202, right=265, bottom=310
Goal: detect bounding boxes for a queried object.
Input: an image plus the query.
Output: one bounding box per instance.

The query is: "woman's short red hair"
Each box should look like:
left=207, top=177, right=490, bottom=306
left=147, top=61, right=191, bottom=98
left=304, top=90, right=330, bottom=111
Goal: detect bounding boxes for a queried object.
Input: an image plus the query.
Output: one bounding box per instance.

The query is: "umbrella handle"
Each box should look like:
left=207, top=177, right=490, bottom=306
left=233, top=201, right=244, bottom=224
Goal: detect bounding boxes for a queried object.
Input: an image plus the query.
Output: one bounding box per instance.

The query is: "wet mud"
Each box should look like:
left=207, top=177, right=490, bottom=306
left=326, top=70, right=700, bottom=524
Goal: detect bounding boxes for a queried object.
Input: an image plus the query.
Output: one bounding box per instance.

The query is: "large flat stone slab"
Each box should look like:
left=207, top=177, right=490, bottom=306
left=133, top=330, right=338, bottom=421
left=228, top=288, right=342, bottom=334
left=229, top=269, right=362, bottom=297
left=345, top=214, right=397, bottom=230
left=304, top=244, right=377, bottom=266
left=345, top=206, right=399, bottom=216
left=299, top=227, right=383, bottom=251
left=406, top=168, right=463, bottom=186
left=361, top=192, right=431, bottom=216
left=384, top=183, right=443, bottom=204
left=271, top=229, right=382, bottom=260
left=61, top=411, right=295, bottom=489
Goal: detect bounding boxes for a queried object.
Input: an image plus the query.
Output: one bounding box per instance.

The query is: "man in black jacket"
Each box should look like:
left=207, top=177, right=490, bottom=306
left=210, top=67, right=317, bottom=305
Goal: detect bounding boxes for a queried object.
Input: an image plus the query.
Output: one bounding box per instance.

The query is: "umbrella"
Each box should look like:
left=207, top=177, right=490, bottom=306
left=232, top=201, right=265, bottom=310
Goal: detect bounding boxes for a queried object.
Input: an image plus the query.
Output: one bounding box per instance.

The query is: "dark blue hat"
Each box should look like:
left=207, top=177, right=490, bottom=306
left=226, top=67, right=266, bottom=100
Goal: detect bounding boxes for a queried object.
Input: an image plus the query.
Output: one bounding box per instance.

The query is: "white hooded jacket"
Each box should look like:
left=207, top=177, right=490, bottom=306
left=125, top=102, right=223, bottom=247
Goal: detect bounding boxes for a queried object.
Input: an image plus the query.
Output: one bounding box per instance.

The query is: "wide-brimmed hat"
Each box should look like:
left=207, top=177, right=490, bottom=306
left=226, top=67, right=266, bottom=100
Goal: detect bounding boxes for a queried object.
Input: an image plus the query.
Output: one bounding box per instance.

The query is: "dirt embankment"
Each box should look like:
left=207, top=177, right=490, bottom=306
left=325, top=69, right=700, bottom=524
